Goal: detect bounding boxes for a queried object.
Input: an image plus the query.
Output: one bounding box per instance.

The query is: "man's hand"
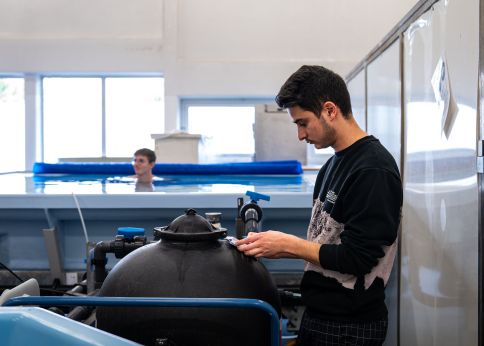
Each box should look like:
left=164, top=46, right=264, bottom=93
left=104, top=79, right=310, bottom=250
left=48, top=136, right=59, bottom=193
left=236, top=231, right=321, bottom=265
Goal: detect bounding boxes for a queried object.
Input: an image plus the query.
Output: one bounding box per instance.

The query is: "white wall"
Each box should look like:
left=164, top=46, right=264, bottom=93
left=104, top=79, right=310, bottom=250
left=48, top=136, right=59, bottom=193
left=0, top=0, right=418, bottom=131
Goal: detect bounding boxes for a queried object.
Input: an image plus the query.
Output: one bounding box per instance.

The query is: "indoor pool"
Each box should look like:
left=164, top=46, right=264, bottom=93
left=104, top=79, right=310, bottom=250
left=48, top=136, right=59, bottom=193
left=0, top=172, right=316, bottom=194
left=0, top=169, right=316, bottom=271
left=28, top=172, right=316, bottom=194
left=2, top=160, right=316, bottom=195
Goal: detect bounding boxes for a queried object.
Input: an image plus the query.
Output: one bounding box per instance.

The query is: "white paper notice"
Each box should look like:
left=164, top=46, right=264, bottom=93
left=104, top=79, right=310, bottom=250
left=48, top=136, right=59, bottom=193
left=431, top=57, right=458, bottom=139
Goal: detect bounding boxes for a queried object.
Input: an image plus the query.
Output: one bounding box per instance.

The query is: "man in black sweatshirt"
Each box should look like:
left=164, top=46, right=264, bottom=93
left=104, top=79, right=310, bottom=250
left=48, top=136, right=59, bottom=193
left=236, top=65, right=402, bottom=345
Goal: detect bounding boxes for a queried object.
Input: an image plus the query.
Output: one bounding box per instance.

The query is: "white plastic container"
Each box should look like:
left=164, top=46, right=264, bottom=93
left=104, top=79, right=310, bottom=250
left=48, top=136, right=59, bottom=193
left=151, top=132, right=202, bottom=163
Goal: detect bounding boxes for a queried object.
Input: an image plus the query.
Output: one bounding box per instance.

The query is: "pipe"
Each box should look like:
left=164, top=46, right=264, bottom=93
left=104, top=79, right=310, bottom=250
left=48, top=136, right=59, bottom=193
left=65, top=279, right=87, bottom=295
left=90, top=238, right=148, bottom=289
left=92, top=241, right=111, bottom=288
left=240, top=202, right=263, bottom=237
left=66, top=289, right=98, bottom=322
left=244, top=208, right=260, bottom=233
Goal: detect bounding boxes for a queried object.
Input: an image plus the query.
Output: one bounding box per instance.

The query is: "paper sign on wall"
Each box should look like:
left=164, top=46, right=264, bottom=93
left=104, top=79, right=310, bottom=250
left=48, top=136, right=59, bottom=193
left=431, top=56, right=458, bottom=139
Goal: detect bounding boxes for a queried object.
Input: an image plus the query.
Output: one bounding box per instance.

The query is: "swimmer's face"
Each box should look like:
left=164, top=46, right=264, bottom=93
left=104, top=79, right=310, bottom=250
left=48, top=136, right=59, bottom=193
left=132, top=155, right=154, bottom=176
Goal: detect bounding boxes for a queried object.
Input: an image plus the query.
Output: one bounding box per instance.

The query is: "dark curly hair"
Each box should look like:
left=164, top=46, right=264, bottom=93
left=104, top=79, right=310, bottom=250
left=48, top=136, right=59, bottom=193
left=275, top=65, right=352, bottom=118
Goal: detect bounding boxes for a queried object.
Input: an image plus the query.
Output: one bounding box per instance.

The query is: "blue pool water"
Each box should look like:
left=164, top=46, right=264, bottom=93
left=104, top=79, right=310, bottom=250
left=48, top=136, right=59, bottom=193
left=0, top=172, right=317, bottom=194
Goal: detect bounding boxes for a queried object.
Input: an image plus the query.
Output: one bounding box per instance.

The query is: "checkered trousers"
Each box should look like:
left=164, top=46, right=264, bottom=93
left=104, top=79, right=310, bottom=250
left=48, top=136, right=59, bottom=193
left=296, top=310, right=388, bottom=346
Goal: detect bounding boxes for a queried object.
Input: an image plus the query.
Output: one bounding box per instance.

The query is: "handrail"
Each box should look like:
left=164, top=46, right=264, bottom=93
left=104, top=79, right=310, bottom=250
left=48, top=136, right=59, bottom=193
left=3, top=296, right=280, bottom=346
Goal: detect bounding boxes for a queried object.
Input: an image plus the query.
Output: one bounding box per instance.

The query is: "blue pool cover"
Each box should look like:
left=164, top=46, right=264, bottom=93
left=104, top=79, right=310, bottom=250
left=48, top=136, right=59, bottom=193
left=33, top=160, right=303, bottom=175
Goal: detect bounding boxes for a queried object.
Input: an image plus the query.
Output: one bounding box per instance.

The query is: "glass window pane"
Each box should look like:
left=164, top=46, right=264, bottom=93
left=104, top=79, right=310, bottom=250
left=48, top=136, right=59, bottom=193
left=43, top=78, right=102, bottom=162
left=187, top=106, right=254, bottom=162
left=0, top=78, right=25, bottom=172
left=105, top=77, right=164, bottom=157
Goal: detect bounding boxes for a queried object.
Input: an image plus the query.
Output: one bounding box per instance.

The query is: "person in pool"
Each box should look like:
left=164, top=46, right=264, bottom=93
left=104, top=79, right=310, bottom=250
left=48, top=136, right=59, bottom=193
left=132, top=148, right=156, bottom=191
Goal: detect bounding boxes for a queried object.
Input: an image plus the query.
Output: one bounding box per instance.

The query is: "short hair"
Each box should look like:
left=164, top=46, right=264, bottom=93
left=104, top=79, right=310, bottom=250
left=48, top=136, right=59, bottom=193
left=134, top=148, right=156, bottom=163
left=275, top=65, right=352, bottom=118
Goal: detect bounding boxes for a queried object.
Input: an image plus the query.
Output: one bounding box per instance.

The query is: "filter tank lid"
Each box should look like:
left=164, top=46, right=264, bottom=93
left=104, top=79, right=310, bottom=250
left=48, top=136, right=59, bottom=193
left=154, top=208, right=227, bottom=241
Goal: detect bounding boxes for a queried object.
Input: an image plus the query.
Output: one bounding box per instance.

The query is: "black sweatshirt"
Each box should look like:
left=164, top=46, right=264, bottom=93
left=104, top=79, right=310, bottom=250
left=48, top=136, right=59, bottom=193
left=301, top=135, right=402, bottom=321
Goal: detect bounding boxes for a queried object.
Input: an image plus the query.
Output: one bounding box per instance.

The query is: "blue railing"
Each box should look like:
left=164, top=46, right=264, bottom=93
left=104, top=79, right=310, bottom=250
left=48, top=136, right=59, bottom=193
left=4, top=296, right=281, bottom=346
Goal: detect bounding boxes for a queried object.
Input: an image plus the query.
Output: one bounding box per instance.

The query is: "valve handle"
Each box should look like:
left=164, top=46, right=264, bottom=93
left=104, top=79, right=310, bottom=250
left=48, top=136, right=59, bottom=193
left=245, top=191, right=271, bottom=202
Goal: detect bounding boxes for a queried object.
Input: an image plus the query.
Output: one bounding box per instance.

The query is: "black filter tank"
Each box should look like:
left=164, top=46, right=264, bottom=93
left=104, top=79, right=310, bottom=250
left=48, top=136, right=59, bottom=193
left=96, top=208, right=281, bottom=346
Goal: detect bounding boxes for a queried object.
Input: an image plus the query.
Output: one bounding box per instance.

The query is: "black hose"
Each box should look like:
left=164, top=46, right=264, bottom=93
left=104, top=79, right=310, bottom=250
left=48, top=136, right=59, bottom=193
left=66, top=289, right=98, bottom=322
left=66, top=305, right=94, bottom=321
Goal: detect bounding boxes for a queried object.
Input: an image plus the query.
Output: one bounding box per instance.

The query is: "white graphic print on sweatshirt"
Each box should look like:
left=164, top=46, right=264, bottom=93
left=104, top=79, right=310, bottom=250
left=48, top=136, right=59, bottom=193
left=305, top=199, right=397, bottom=290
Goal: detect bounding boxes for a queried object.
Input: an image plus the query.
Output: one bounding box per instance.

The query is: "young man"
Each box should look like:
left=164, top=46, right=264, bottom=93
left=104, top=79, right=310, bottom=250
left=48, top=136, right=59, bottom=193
left=132, top=148, right=156, bottom=183
left=236, top=65, right=402, bottom=345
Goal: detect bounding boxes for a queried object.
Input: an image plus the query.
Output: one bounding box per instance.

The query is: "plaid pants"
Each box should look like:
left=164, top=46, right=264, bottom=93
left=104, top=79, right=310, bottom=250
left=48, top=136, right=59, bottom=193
left=296, top=310, right=388, bottom=346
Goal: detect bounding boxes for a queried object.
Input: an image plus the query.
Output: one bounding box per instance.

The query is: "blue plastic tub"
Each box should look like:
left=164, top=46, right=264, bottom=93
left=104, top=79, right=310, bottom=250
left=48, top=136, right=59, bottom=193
left=0, top=307, right=139, bottom=346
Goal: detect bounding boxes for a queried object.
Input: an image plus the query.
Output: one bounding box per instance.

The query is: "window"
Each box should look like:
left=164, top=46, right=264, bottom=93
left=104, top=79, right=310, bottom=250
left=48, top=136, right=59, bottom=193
left=42, top=76, right=164, bottom=162
left=106, top=78, right=164, bottom=157
left=0, top=78, right=25, bottom=172
left=180, top=99, right=272, bottom=163
left=43, top=78, right=102, bottom=161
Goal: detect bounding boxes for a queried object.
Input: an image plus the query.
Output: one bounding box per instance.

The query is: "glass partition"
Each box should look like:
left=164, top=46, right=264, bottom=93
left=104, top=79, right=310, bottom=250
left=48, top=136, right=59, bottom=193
left=347, top=69, right=366, bottom=131
left=366, top=39, right=401, bottom=346
left=401, top=0, right=479, bottom=344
